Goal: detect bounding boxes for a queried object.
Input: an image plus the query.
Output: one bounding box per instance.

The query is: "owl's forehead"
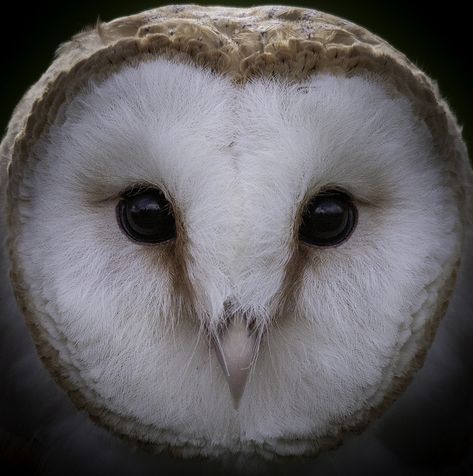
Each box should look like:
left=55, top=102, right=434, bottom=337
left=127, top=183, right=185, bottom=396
left=40, top=58, right=432, bottom=205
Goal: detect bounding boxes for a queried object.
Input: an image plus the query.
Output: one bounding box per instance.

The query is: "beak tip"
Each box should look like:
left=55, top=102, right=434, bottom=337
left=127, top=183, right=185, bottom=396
left=232, top=397, right=241, bottom=411
left=228, top=380, right=246, bottom=410
left=211, top=318, right=258, bottom=408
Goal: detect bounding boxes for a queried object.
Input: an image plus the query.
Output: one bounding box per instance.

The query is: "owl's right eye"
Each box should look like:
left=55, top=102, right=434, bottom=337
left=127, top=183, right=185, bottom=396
left=116, top=188, right=176, bottom=244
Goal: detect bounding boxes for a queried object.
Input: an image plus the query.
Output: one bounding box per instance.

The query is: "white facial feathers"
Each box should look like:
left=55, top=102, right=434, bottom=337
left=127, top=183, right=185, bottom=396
left=16, top=59, right=459, bottom=456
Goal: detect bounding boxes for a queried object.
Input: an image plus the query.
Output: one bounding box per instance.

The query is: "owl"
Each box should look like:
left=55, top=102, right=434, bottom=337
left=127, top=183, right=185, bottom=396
left=0, top=4, right=472, bottom=462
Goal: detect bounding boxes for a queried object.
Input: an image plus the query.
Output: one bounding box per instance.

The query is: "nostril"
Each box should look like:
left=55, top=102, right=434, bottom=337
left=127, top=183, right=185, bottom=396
left=222, top=298, right=240, bottom=323
left=223, top=298, right=234, bottom=313
left=219, top=299, right=259, bottom=337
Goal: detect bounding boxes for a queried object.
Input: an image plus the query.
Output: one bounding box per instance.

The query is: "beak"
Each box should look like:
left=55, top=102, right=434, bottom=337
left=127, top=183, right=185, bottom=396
left=211, top=317, right=258, bottom=409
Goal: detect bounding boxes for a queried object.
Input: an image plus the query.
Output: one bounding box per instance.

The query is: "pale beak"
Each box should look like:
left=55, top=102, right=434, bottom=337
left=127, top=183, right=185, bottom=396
left=211, top=317, right=258, bottom=409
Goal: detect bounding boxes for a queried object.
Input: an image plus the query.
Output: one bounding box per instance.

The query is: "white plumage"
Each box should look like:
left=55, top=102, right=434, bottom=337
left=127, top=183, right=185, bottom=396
left=1, top=4, right=471, bottom=462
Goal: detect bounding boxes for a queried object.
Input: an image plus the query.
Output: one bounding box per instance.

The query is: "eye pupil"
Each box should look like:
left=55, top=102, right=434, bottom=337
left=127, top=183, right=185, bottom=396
left=299, top=190, right=357, bottom=246
left=117, top=188, right=176, bottom=244
left=126, top=195, right=171, bottom=236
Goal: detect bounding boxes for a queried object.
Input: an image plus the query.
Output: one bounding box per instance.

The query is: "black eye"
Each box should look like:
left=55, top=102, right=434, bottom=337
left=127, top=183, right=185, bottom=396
left=299, top=190, right=357, bottom=247
left=117, top=187, right=176, bottom=244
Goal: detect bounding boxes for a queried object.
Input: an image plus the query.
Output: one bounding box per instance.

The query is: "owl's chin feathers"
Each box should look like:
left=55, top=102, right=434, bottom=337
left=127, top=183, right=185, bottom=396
left=211, top=317, right=259, bottom=409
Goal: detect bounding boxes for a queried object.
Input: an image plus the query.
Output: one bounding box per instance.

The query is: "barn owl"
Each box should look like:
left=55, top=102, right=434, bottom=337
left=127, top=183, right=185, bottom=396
left=0, top=4, right=471, bottom=460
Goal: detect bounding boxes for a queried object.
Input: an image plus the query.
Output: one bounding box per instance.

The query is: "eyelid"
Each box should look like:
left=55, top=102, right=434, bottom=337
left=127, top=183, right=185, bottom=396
left=86, top=180, right=168, bottom=205
left=299, top=186, right=353, bottom=212
left=120, top=182, right=158, bottom=198
left=302, top=185, right=378, bottom=210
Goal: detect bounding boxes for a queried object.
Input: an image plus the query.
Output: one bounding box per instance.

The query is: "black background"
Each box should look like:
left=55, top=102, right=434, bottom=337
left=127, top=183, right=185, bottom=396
left=1, top=1, right=472, bottom=475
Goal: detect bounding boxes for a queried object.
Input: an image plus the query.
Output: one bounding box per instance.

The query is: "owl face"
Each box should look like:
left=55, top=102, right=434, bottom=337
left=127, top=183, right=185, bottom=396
left=9, top=56, right=460, bottom=456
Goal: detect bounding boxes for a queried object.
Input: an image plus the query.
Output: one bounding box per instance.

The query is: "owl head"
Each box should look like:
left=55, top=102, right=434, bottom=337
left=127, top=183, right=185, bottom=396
left=1, top=5, right=471, bottom=458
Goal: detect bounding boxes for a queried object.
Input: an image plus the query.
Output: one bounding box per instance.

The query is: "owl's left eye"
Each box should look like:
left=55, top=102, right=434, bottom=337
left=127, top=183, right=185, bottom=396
left=116, top=187, right=176, bottom=244
left=299, top=190, right=357, bottom=247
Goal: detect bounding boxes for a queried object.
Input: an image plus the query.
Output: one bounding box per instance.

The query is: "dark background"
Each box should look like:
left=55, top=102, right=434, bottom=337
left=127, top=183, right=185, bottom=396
left=1, top=2, right=472, bottom=475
